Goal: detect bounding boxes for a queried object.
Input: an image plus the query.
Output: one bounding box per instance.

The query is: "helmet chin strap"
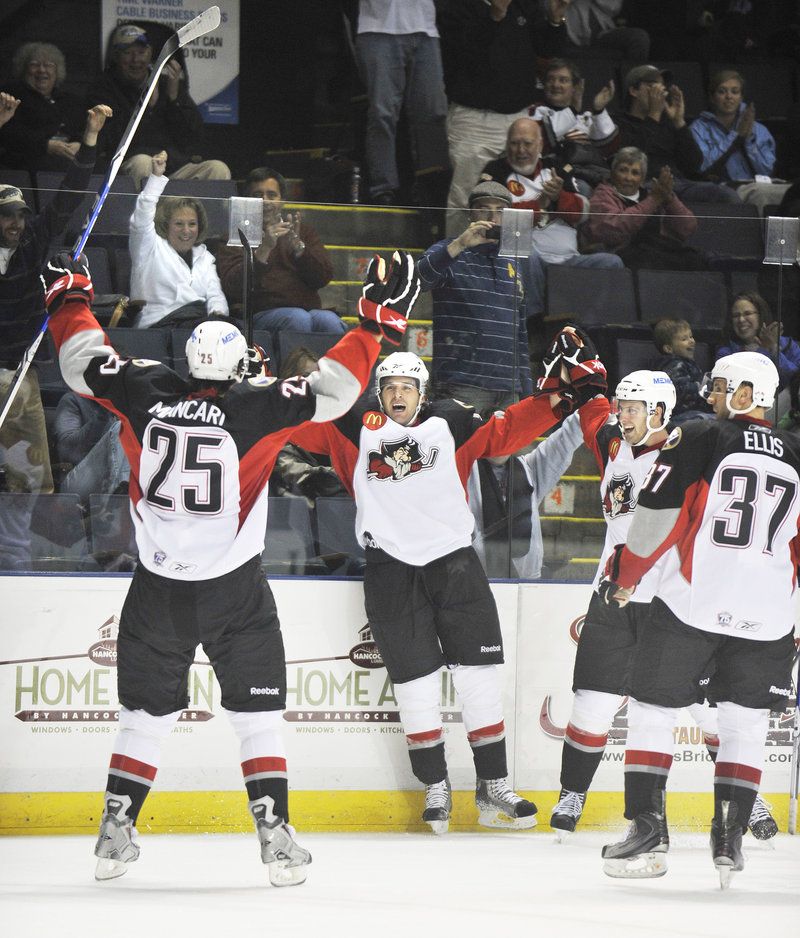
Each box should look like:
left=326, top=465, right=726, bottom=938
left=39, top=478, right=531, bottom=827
left=619, top=410, right=661, bottom=446
left=377, top=387, right=425, bottom=423
left=724, top=391, right=757, bottom=419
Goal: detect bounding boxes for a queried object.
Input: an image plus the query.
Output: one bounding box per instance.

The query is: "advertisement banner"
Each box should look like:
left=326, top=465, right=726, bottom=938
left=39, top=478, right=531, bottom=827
left=101, top=0, right=240, bottom=123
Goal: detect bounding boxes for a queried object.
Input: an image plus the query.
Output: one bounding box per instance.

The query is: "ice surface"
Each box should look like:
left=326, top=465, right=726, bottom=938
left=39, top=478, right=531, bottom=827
left=2, top=828, right=798, bottom=936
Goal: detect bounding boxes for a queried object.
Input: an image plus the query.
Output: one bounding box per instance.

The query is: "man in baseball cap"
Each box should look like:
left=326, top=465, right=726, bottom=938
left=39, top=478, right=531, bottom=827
left=0, top=186, right=32, bottom=218
left=616, top=63, right=740, bottom=205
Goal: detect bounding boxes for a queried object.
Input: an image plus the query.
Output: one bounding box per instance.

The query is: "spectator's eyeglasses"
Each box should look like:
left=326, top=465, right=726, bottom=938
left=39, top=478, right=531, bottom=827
left=28, top=61, right=57, bottom=70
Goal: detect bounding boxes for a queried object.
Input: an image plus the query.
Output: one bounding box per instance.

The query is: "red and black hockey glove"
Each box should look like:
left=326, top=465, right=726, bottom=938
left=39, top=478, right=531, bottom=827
left=535, top=323, right=607, bottom=412
left=357, top=249, right=420, bottom=345
left=597, top=543, right=635, bottom=607
left=41, top=251, right=94, bottom=315
left=244, top=343, right=271, bottom=378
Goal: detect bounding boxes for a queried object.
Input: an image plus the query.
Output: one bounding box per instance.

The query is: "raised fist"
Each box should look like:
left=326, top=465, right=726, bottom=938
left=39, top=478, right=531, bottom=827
left=357, top=249, right=420, bottom=345
left=41, top=252, right=93, bottom=315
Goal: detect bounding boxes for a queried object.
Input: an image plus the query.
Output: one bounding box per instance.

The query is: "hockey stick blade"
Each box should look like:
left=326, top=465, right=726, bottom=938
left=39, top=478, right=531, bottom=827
left=72, top=6, right=222, bottom=257
left=0, top=10, right=222, bottom=432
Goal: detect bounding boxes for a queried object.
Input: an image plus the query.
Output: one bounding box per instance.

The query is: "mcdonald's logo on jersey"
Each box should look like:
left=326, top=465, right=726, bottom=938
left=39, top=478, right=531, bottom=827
left=363, top=411, right=387, bottom=430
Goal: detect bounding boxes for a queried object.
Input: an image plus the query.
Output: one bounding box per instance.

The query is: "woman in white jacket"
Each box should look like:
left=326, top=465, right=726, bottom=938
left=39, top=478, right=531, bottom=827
left=129, top=150, right=229, bottom=328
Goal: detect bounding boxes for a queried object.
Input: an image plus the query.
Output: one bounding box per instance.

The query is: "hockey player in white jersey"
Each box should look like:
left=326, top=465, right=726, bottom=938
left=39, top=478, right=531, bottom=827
left=41, top=249, right=419, bottom=886
left=600, top=352, right=798, bottom=887
left=550, top=369, right=681, bottom=836
left=289, top=320, right=608, bottom=833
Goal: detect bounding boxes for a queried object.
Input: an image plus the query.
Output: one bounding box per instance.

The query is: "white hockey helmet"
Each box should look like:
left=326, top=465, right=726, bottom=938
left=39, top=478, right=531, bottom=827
left=375, top=352, right=429, bottom=421
left=615, top=369, right=676, bottom=445
left=185, top=320, right=248, bottom=382
left=703, top=351, right=779, bottom=417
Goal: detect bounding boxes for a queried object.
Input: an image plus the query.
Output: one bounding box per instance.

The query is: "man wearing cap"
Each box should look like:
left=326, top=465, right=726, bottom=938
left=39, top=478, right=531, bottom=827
left=417, top=179, right=547, bottom=413
left=615, top=64, right=739, bottom=205
left=0, top=103, right=111, bottom=569
left=87, top=23, right=230, bottom=190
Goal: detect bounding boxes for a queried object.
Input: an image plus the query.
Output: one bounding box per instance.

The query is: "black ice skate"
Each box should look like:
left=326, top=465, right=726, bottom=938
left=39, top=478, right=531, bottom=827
left=747, top=794, right=778, bottom=842
left=550, top=789, right=587, bottom=841
left=422, top=777, right=452, bottom=835
left=475, top=777, right=537, bottom=830
left=711, top=800, right=745, bottom=890
left=602, top=790, right=669, bottom=878
left=249, top=796, right=312, bottom=886
left=94, top=793, right=140, bottom=881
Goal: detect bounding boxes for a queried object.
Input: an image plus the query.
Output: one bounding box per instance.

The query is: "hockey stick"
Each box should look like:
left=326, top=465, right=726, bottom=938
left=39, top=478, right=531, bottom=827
left=238, top=227, right=254, bottom=348
left=789, top=658, right=799, bottom=834
left=73, top=5, right=221, bottom=258
left=0, top=7, right=221, bottom=432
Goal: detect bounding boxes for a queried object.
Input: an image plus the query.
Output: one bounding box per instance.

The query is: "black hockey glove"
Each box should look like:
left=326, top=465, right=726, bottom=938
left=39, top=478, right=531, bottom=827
left=597, top=543, right=635, bottom=607
left=244, top=343, right=271, bottom=378
left=41, top=251, right=94, bottom=315
left=357, top=249, right=420, bottom=345
left=535, top=324, right=607, bottom=412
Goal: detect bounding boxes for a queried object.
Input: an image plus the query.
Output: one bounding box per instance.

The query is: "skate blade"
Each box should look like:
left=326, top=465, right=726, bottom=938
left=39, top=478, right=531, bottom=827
left=94, top=857, right=130, bottom=881
left=478, top=808, right=537, bottom=830
left=714, top=855, right=743, bottom=890
left=603, top=852, right=668, bottom=879
left=426, top=818, right=449, bottom=835
left=553, top=827, right=572, bottom=844
left=268, top=860, right=309, bottom=887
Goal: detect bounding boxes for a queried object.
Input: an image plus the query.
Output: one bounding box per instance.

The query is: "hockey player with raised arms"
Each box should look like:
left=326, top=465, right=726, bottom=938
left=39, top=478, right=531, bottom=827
left=291, top=315, right=608, bottom=833
left=600, top=352, right=798, bottom=887
left=40, top=248, right=419, bottom=886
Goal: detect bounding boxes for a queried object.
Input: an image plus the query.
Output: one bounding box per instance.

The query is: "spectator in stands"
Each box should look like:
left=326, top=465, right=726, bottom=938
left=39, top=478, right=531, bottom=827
left=216, top=167, right=344, bottom=338
left=690, top=69, right=792, bottom=215
left=651, top=318, right=713, bottom=422
left=0, top=103, right=110, bottom=570
left=467, top=410, right=583, bottom=578
left=52, top=391, right=129, bottom=506
left=87, top=24, right=231, bottom=189
left=353, top=0, right=448, bottom=206
left=129, top=151, right=229, bottom=329
left=530, top=58, right=619, bottom=196
left=0, top=43, right=86, bottom=175
left=438, top=0, right=569, bottom=235
left=270, top=347, right=348, bottom=505
left=481, top=117, right=623, bottom=269
left=580, top=146, right=707, bottom=269
left=716, top=290, right=800, bottom=390
left=615, top=64, right=741, bottom=204
left=564, top=1, right=650, bottom=61
left=0, top=92, right=20, bottom=131
left=417, top=180, right=544, bottom=413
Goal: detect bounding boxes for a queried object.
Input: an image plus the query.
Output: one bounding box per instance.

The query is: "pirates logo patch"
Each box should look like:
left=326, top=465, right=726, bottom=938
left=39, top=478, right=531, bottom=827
left=366, top=436, right=438, bottom=481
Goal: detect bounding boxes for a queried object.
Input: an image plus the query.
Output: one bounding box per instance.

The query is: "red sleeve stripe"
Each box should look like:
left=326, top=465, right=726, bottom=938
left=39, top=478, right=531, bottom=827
left=406, top=728, right=443, bottom=749
left=624, top=749, right=674, bottom=772
left=467, top=720, right=505, bottom=744
left=109, top=753, right=158, bottom=782
left=565, top=722, right=608, bottom=752
left=241, top=757, right=288, bottom=779
left=714, top=761, right=762, bottom=787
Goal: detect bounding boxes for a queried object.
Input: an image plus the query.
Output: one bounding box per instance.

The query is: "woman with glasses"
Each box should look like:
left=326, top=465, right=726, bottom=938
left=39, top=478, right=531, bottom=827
left=0, top=42, right=86, bottom=173
left=716, top=290, right=800, bottom=391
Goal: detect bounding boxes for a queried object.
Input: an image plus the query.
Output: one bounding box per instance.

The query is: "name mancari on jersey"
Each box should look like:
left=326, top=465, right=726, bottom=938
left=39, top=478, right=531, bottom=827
left=48, top=297, right=379, bottom=580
